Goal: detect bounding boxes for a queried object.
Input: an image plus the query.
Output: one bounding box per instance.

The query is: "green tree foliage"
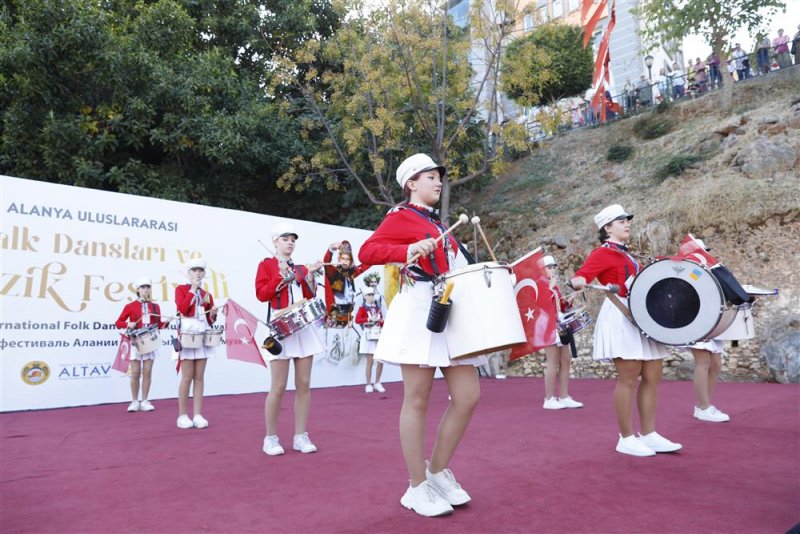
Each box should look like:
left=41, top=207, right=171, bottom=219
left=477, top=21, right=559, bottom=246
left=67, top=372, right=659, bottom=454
left=501, top=23, right=593, bottom=107
left=635, top=0, right=785, bottom=112
left=276, top=0, right=531, bottom=222
left=0, top=0, right=350, bottom=221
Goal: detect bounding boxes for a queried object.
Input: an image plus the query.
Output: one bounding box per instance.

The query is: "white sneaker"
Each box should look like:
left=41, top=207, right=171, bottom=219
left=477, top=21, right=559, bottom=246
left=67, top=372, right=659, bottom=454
left=558, top=396, right=584, bottom=409
left=400, top=481, right=454, bottom=517
left=373, top=382, right=386, bottom=393
left=127, top=401, right=140, bottom=412
left=192, top=414, right=209, bottom=429
left=543, top=397, right=566, bottom=410
left=365, top=384, right=374, bottom=393
left=263, top=435, right=285, bottom=456
left=638, top=431, right=682, bottom=453
left=176, top=415, right=194, bottom=429
left=694, top=405, right=730, bottom=422
left=426, top=467, right=471, bottom=506
left=495, top=373, right=507, bottom=380
left=293, top=432, right=318, bottom=453
left=616, top=434, right=656, bottom=457
left=139, top=400, right=155, bottom=412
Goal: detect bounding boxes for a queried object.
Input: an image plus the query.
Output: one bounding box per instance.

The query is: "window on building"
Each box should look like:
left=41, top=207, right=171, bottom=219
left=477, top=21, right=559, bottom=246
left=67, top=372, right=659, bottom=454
left=523, top=14, right=534, bottom=31
left=552, top=0, right=564, bottom=18
left=539, top=5, right=549, bottom=22
left=568, top=0, right=580, bottom=12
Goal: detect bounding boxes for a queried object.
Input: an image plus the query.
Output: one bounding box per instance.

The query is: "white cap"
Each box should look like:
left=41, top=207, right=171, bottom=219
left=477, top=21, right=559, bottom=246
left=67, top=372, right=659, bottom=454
left=543, top=255, right=557, bottom=267
left=594, top=204, right=633, bottom=229
left=186, top=258, right=207, bottom=271
left=271, top=221, right=299, bottom=240
left=363, top=287, right=376, bottom=296
left=396, top=153, right=446, bottom=189
left=134, top=277, right=152, bottom=289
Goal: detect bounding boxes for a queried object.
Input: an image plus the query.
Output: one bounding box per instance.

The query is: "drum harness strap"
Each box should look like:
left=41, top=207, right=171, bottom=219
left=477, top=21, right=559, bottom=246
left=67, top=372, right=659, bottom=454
left=601, top=243, right=639, bottom=323
left=266, top=259, right=315, bottom=323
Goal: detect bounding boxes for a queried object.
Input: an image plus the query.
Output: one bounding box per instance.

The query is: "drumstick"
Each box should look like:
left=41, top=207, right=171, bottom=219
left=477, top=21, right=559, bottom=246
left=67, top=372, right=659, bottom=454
left=566, top=282, right=621, bottom=294
left=439, top=281, right=455, bottom=304
left=405, top=213, right=469, bottom=266
left=470, top=216, right=498, bottom=262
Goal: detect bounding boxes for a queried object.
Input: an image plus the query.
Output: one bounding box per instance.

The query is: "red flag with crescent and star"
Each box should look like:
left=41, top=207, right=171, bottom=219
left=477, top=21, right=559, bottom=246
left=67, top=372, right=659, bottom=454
left=112, top=334, right=131, bottom=374
left=675, top=234, right=719, bottom=267
left=509, top=248, right=558, bottom=361
left=224, top=299, right=266, bottom=367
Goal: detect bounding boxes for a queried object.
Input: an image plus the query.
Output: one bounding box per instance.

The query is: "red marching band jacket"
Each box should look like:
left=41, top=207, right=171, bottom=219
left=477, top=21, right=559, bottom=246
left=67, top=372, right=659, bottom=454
left=174, top=284, right=216, bottom=325
left=354, top=304, right=384, bottom=327
left=551, top=285, right=572, bottom=315
left=115, top=301, right=169, bottom=330
left=323, top=248, right=370, bottom=315
left=358, top=205, right=459, bottom=278
left=574, top=243, right=640, bottom=298
left=255, top=257, right=315, bottom=312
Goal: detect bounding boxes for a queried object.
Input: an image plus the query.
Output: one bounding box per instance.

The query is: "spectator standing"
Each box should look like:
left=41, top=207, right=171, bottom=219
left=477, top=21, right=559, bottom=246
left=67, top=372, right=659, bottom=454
left=656, top=68, right=669, bottom=102
left=757, top=35, right=772, bottom=75
left=635, top=75, right=652, bottom=108
left=731, top=43, right=748, bottom=80
left=793, top=25, right=800, bottom=66
left=623, top=79, right=635, bottom=113
left=686, top=58, right=696, bottom=87
left=694, top=57, right=708, bottom=93
left=773, top=29, right=791, bottom=69
left=708, top=53, right=722, bottom=88
left=670, top=62, right=685, bottom=99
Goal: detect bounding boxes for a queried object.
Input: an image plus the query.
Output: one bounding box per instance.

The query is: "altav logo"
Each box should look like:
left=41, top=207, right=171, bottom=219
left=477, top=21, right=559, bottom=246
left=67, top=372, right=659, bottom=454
left=58, top=364, right=112, bottom=379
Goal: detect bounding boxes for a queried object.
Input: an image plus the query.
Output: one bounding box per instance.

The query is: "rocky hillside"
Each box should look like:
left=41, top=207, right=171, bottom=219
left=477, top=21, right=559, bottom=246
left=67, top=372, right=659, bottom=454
left=456, top=68, right=800, bottom=383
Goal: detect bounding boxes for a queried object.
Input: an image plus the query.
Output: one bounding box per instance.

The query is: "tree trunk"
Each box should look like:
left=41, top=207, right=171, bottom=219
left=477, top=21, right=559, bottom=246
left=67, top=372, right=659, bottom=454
left=714, top=38, right=734, bottom=114
left=440, top=177, right=452, bottom=225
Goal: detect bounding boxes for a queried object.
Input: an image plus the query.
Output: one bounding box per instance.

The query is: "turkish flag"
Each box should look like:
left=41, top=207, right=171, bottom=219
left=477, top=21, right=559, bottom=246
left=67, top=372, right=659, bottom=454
left=509, top=248, right=558, bottom=361
left=676, top=234, right=719, bottom=267
left=112, top=334, right=131, bottom=374
left=224, top=299, right=266, bottom=367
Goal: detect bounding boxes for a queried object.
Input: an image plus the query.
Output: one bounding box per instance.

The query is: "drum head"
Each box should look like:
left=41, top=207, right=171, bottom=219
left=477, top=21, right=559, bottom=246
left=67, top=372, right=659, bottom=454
left=628, top=259, right=725, bottom=345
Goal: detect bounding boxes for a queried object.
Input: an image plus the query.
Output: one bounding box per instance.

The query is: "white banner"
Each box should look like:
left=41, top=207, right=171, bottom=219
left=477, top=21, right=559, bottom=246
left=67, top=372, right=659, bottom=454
left=0, top=175, right=400, bottom=411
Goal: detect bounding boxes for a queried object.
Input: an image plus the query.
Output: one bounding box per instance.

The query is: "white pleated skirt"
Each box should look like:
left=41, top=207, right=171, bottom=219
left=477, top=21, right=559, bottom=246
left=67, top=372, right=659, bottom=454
left=374, top=282, right=487, bottom=368
left=592, top=299, right=668, bottom=361
left=267, top=324, right=325, bottom=362
left=359, top=336, right=378, bottom=355
left=689, top=340, right=726, bottom=355
left=131, top=350, right=157, bottom=361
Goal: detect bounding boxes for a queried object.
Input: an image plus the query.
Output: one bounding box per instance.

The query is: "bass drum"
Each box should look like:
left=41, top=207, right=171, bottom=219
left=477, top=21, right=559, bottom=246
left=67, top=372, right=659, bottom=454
left=628, top=259, right=737, bottom=345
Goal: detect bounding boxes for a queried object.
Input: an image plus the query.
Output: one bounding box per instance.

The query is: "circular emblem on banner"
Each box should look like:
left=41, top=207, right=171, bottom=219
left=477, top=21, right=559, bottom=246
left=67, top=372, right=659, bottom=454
left=21, top=361, right=51, bottom=386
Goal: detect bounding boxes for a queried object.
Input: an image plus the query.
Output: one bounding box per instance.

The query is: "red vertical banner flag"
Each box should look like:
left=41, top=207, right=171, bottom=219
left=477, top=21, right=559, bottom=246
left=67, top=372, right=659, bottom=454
left=224, top=299, right=266, bottom=367
left=112, top=334, right=131, bottom=374
left=676, top=234, right=719, bottom=267
left=509, top=248, right=558, bottom=361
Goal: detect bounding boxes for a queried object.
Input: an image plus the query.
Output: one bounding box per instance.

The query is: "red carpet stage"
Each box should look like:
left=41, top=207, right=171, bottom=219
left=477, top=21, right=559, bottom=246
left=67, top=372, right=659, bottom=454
left=2, top=378, right=798, bottom=533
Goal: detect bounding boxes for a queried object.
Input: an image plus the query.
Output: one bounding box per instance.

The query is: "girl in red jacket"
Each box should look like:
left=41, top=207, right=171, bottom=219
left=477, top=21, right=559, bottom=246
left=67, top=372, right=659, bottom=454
left=542, top=256, right=583, bottom=410
left=358, top=153, right=481, bottom=518
left=354, top=286, right=385, bottom=393
left=114, top=277, right=167, bottom=413
left=255, top=222, right=324, bottom=456
left=175, top=259, right=217, bottom=430
left=571, top=204, right=681, bottom=457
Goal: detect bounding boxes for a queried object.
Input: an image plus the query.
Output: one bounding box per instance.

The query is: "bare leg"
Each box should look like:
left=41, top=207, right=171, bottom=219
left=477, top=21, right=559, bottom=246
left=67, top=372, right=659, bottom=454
left=192, top=358, right=207, bottom=416
left=178, top=360, right=195, bottom=416
left=558, top=346, right=571, bottom=398
left=141, top=359, right=154, bottom=401
left=399, top=365, right=436, bottom=486
left=130, top=360, right=142, bottom=401
left=543, top=345, right=559, bottom=399
left=265, top=359, right=290, bottom=435
left=365, top=355, right=373, bottom=384
left=612, top=358, right=642, bottom=437
left=638, top=360, right=663, bottom=435
left=708, top=353, right=722, bottom=402
left=692, top=349, right=712, bottom=409
left=375, top=361, right=384, bottom=383
left=429, top=366, right=480, bottom=474
left=293, top=356, right=313, bottom=434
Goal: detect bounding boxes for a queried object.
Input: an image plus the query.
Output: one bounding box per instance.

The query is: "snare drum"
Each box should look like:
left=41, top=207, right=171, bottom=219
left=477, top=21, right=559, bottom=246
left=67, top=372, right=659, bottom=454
left=365, top=325, right=382, bottom=341
left=179, top=331, right=205, bottom=349
left=714, top=302, right=755, bottom=341
left=204, top=328, right=224, bottom=347
left=130, top=325, right=160, bottom=354
left=270, top=298, right=326, bottom=339
left=442, top=262, right=526, bottom=359
left=558, top=309, right=591, bottom=336
left=628, top=258, right=737, bottom=345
